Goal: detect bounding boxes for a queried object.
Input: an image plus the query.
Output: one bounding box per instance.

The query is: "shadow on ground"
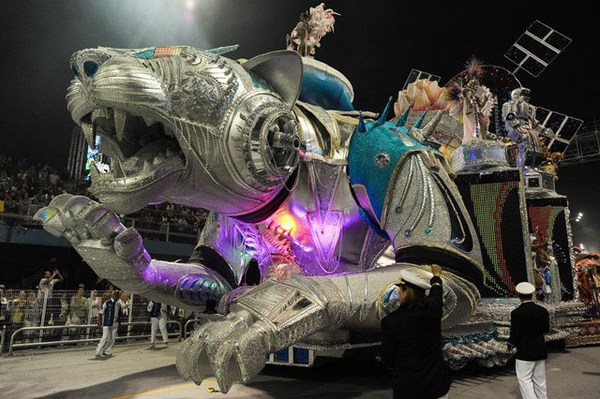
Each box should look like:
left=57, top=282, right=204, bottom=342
left=32, top=354, right=531, bottom=399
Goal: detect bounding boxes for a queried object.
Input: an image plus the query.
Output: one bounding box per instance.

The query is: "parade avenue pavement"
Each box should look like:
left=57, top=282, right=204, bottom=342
left=1, top=342, right=599, bottom=398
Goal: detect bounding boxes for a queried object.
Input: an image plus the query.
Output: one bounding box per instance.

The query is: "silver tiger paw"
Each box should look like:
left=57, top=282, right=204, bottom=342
left=176, top=309, right=268, bottom=393
left=34, top=194, right=151, bottom=284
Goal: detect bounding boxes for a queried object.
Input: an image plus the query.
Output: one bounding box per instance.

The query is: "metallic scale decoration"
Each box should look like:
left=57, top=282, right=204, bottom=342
left=34, top=44, right=486, bottom=392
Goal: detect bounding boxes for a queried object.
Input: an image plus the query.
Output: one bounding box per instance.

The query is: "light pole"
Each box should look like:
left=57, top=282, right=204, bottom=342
left=570, top=212, right=583, bottom=223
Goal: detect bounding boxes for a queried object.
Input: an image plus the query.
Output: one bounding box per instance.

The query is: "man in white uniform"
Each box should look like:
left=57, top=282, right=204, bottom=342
left=508, top=282, right=551, bottom=399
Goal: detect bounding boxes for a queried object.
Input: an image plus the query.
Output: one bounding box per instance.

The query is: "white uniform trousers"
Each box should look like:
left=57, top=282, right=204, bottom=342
left=103, top=324, right=119, bottom=354
left=150, top=317, right=168, bottom=344
left=96, top=326, right=114, bottom=355
left=515, top=359, right=548, bottom=399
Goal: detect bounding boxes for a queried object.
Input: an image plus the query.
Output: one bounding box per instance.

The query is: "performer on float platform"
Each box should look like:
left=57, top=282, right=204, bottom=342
left=381, top=264, right=451, bottom=399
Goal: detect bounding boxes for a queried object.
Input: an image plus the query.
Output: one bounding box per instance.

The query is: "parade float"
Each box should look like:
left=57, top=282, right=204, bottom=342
left=34, top=3, right=599, bottom=393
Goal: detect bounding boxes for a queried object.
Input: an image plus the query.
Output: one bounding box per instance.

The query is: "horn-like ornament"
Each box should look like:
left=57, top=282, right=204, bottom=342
left=396, top=102, right=413, bottom=127
left=414, top=110, right=428, bottom=129
left=421, top=110, right=444, bottom=137
left=358, top=111, right=367, bottom=133
left=377, top=97, right=394, bottom=125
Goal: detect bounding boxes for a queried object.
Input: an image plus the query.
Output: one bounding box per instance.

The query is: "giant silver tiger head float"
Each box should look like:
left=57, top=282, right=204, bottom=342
left=67, top=46, right=303, bottom=215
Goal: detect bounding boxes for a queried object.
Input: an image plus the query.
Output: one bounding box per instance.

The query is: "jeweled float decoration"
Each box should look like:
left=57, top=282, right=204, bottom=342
left=34, top=3, right=595, bottom=393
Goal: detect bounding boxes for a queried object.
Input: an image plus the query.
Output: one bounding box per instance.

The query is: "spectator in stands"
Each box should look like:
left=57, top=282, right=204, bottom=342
left=0, top=153, right=205, bottom=238
left=58, top=292, right=69, bottom=326
left=37, top=266, right=63, bottom=298
left=37, top=265, right=64, bottom=340
left=9, top=290, right=27, bottom=337
left=176, top=216, right=188, bottom=231
left=17, top=191, right=32, bottom=215
left=147, top=300, right=168, bottom=348
left=48, top=171, right=60, bottom=186
left=160, top=215, right=169, bottom=233
left=0, top=285, right=7, bottom=327
left=0, top=285, right=7, bottom=351
left=69, top=286, right=89, bottom=339
left=117, top=291, right=130, bottom=336
left=23, top=292, right=40, bottom=342
left=89, top=290, right=101, bottom=336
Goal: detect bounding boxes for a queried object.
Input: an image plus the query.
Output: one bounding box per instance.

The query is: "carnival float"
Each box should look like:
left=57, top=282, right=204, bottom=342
left=33, top=3, right=600, bottom=393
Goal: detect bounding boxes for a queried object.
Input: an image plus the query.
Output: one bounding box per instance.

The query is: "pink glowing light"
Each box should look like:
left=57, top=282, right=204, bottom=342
left=307, top=211, right=343, bottom=273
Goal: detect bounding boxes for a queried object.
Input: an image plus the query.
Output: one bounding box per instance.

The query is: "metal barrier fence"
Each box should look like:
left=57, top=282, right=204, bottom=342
left=0, top=326, right=5, bottom=354
left=8, top=320, right=182, bottom=355
left=182, top=315, right=224, bottom=338
left=1, top=288, right=194, bottom=355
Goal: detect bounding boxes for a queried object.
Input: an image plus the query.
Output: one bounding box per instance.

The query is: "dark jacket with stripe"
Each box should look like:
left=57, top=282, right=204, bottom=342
left=381, top=275, right=451, bottom=399
left=101, top=298, right=116, bottom=327
left=508, top=301, right=550, bottom=361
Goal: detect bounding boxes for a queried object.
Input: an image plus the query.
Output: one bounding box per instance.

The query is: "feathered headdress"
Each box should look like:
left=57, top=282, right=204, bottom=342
left=464, top=57, right=484, bottom=82
left=287, top=3, right=340, bottom=58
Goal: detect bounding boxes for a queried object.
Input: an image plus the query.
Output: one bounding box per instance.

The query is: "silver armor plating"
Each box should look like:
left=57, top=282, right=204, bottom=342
left=501, top=87, right=551, bottom=167
left=67, top=47, right=301, bottom=215
left=36, top=46, right=483, bottom=393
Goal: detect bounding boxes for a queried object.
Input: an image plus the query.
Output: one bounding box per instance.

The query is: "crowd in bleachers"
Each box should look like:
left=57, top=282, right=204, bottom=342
left=0, top=155, right=208, bottom=352
left=0, top=154, right=84, bottom=215
left=0, top=153, right=209, bottom=233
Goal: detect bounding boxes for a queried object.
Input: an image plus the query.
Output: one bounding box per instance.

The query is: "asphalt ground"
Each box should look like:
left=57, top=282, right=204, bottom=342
left=1, top=342, right=599, bottom=399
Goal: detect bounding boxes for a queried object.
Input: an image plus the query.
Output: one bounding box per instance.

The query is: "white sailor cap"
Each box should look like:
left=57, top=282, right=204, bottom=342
left=515, top=282, right=535, bottom=295
left=396, top=269, right=432, bottom=291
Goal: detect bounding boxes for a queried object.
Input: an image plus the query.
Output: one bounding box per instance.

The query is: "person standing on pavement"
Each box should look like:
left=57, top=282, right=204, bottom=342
left=147, top=300, right=168, bottom=348
left=96, top=290, right=122, bottom=357
left=381, top=264, right=451, bottom=399
left=508, top=281, right=551, bottom=399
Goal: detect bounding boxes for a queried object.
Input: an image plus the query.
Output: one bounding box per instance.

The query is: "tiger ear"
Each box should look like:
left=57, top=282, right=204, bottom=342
left=242, top=50, right=303, bottom=108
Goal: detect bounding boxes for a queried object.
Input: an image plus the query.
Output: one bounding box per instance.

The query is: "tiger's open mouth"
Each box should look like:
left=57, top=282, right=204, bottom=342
left=79, top=106, right=185, bottom=212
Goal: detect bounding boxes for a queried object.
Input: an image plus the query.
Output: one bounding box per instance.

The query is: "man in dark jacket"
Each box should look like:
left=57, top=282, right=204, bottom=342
left=95, top=290, right=122, bottom=357
left=381, top=264, right=451, bottom=399
left=508, top=281, right=550, bottom=399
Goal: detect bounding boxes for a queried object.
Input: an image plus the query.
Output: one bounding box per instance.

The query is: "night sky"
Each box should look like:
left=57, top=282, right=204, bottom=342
left=1, top=0, right=598, bottom=247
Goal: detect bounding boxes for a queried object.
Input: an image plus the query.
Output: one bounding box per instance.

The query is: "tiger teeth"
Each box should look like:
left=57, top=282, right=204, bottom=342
left=114, top=110, right=128, bottom=141
left=81, top=122, right=96, bottom=147
left=91, top=107, right=112, bottom=122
